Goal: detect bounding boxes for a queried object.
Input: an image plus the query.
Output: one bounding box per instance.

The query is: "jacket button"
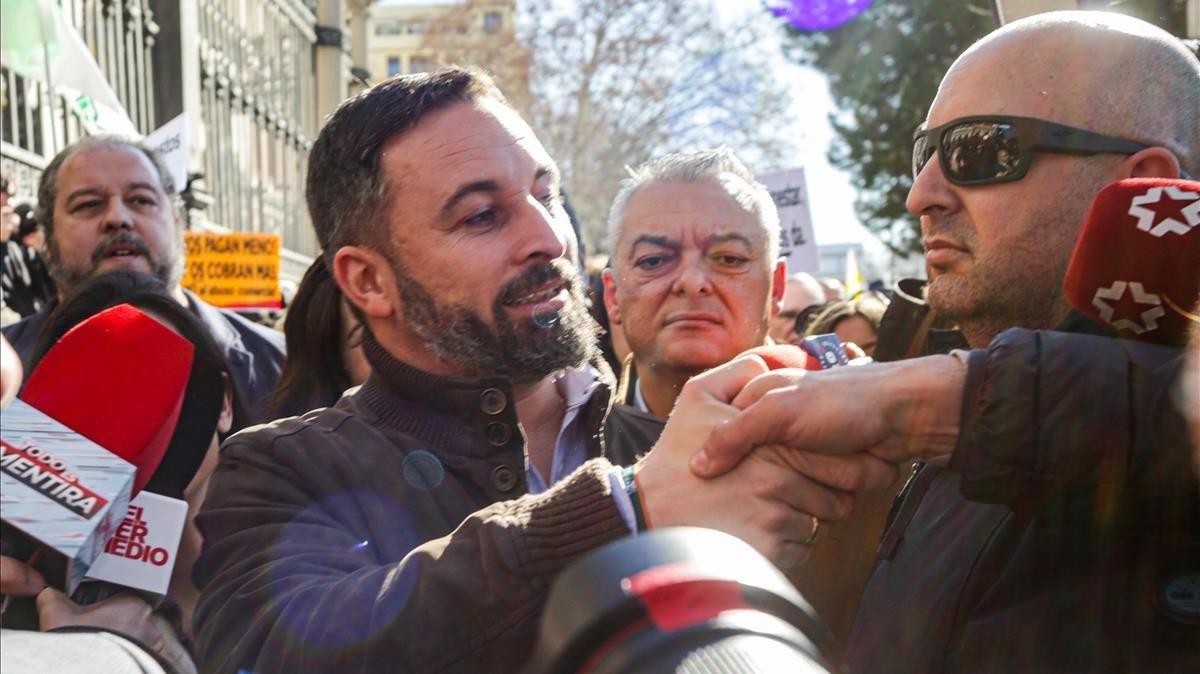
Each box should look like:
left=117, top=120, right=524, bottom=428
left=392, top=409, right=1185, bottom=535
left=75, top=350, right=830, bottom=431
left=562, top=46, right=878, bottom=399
left=492, top=465, right=517, bottom=492
left=480, top=388, right=507, bottom=415
left=485, top=422, right=511, bottom=446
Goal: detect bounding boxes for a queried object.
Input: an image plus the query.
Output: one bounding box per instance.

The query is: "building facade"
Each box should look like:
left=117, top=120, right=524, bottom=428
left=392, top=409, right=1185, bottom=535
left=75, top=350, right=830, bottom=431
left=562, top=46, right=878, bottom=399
left=366, top=0, right=517, bottom=83
left=1, top=0, right=376, bottom=282
left=991, top=0, right=1198, bottom=35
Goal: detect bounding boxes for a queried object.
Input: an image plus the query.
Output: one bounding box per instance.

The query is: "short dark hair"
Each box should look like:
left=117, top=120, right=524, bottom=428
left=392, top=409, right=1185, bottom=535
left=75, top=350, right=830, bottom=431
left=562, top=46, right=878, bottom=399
left=306, top=66, right=508, bottom=262
left=15, top=203, right=38, bottom=239
left=35, top=135, right=178, bottom=243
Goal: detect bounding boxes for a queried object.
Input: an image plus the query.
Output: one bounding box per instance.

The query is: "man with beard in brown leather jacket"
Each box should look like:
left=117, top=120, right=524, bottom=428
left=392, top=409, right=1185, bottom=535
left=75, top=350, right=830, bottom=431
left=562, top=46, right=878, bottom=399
left=191, top=68, right=897, bottom=673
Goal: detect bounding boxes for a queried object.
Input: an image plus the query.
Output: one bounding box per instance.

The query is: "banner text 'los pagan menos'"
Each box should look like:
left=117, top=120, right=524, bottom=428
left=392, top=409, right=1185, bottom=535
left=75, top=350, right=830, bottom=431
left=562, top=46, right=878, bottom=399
left=181, top=231, right=281, bottom=309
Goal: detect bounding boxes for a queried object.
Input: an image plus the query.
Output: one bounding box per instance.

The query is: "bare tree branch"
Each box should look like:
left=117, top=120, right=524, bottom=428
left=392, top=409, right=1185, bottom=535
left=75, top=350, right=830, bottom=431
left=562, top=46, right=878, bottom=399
left=423, top=0, right=797, bottom=251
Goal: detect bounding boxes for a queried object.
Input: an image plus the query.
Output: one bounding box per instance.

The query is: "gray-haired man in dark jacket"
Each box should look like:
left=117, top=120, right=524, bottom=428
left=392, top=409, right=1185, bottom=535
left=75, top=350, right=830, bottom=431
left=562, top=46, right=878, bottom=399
left=191, top=67, right=881, bottom=673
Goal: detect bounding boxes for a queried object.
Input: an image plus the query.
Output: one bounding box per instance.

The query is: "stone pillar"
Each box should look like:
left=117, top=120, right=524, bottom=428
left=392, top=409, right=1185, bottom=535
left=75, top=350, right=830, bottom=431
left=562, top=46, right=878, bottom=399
left=347, top=0, right=374, bottom=95
left=150, top=0, right=210, bottom=229
left=315, top=0, right=352, bottom=125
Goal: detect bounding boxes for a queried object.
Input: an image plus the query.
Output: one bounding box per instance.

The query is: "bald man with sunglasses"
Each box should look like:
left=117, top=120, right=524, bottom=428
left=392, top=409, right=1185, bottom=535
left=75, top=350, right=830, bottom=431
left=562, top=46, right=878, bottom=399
left=692, top=11, right=1200, bottom=674
left=908, top=16, right=1197, bottom=351
left=869, top=13, right=1199, bottom=672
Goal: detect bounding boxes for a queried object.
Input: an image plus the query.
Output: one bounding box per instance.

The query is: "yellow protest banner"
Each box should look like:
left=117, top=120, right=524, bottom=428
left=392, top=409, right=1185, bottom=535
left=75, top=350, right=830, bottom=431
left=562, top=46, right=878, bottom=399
left=181, top=231, right=281, bottom=308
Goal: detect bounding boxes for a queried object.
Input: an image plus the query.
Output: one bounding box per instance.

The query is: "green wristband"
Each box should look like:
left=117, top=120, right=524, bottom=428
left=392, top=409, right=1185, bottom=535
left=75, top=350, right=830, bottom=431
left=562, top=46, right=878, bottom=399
left=621, top=465, right=649, bottom=532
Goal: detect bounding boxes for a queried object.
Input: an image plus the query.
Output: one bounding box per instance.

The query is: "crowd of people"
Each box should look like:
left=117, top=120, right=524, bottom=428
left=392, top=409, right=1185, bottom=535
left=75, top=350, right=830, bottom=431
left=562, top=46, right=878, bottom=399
left=0, top=10, right=1198, bottom=674
left=1, top=175, right=56, bottom=325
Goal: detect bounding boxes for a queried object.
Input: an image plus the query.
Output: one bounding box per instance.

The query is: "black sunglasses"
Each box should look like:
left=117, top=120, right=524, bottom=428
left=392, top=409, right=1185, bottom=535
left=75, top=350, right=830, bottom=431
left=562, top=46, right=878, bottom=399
left=912, top=115, right=1151, bottom=186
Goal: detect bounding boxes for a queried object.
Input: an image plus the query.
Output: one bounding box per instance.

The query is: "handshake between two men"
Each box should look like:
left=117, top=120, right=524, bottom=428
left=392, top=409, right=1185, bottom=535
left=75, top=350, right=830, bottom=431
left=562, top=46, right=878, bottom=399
left=631, top=345, right=965, bottom=571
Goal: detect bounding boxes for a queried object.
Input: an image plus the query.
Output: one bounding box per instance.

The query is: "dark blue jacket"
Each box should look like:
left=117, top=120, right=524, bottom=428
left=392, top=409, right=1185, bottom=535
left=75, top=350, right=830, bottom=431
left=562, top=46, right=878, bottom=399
left=2, top=289, right=285, bottom=432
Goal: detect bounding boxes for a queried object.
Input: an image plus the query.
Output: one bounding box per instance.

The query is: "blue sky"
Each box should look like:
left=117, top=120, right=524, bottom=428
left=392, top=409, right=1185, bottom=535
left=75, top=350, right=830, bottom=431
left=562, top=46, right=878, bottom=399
left=711, top=0, right=880, bottom=250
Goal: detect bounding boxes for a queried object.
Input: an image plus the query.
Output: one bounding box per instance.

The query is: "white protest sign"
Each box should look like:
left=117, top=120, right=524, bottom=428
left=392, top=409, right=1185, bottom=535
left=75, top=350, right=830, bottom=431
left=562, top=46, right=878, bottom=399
left=0, top=0, right=138, bottom=137
left=758, top=168, right=819, bottom=274
left=84, top=490, right=188, bottom=598
left=144, top=113, right=190, bottom=194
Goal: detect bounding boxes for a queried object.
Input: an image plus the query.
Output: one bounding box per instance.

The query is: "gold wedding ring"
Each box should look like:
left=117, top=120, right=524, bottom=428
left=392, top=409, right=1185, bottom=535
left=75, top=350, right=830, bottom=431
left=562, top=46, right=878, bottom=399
left=804, top=515, right=821, bottom=545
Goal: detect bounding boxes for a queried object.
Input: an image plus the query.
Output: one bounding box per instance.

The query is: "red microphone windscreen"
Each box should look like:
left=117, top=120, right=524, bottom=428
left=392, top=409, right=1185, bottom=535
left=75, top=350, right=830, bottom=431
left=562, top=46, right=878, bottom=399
left=1064, top=178, right=1200, bottom=347
left=21, top=304, right=195, bottom=494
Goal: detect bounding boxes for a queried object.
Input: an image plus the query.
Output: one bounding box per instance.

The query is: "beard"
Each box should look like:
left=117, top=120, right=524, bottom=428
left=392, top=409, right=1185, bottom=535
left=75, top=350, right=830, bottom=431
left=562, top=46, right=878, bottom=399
left=925, top=218, right=1080, bottom=346
left=925, top=160, right=1115, bottom=345
left=392, top=257, right=600, bottom=384
left=48, top=231, right=183, bottom=297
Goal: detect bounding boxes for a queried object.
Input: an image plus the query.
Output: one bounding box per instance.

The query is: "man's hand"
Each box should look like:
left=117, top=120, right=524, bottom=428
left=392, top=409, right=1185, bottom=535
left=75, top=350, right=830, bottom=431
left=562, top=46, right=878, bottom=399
left=1, top=334, right=21, bottom=409
left=634, top=355, right=894, bottom=570
left=1, top=555, right=46, bottom=597
left=38, top=589, right=196, bottom=674
left=692, top=355, right=967, bottom=480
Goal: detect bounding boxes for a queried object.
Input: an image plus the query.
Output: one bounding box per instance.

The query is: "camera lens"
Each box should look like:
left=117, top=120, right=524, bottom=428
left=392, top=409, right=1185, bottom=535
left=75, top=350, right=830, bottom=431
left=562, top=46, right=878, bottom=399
left=527, top=527, right=835, bottom=674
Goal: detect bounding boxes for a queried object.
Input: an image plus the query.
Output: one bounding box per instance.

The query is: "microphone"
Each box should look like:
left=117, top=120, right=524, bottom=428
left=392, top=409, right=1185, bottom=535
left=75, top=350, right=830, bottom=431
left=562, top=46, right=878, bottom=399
left=21, top=304, right=196, bottom=495
left=0, top=399, right=136, bottom=595
left=1064, top=178, right=1200, bottom=347
left=38, top=298, right=227, bottom=605
left=745, top=340, right=846, bottom=371
left=745, top=343, right=813, bottom=370
left=1, top=304, right=195, bottom=595
left=797, top=334, right=850, bottom=369
left=80, top=489, right=189, bottom=601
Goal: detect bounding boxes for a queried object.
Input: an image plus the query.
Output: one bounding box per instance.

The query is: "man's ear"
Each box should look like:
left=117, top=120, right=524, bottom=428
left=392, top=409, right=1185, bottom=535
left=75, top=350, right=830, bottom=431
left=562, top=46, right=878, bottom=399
left=332, top=245, right=397, bottom=320
left=1119, top=147, right=1183, bottom=180
left=769, top=258, right=787, bottom=318
left=217, top=373, right=234, bottom=435
left=602, top=268, right=621, bottom=325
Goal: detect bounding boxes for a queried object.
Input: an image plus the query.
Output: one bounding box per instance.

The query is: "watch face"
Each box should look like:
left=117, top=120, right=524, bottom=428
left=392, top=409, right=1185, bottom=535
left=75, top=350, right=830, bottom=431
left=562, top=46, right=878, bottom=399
left=1159, top=572, right=1200, bottom=626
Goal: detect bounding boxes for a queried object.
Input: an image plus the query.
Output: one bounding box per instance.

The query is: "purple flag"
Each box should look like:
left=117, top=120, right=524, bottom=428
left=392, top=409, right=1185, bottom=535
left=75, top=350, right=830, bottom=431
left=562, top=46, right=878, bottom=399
left=767, top=0, right=875, bottom=31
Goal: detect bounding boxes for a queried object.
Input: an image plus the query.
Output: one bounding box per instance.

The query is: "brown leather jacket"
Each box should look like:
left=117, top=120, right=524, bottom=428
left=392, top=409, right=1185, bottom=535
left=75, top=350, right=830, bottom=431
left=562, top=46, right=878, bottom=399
left=192, top=335, right=628, bottom=673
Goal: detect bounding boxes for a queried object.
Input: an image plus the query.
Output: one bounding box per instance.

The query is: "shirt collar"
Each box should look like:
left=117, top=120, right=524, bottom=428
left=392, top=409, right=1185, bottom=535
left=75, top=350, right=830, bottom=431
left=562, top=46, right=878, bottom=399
left=555, top=362, right=604, bottom=411
left=632, top=379, right=651, bottom=414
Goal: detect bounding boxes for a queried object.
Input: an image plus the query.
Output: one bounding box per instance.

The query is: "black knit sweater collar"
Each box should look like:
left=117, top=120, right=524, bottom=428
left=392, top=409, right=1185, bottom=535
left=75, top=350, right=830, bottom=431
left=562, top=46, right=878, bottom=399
left=354, top=331, right=616, bottom=466
left=353, top=332, right=533, bottom=460
left=358, top=331, right=520, bottom=415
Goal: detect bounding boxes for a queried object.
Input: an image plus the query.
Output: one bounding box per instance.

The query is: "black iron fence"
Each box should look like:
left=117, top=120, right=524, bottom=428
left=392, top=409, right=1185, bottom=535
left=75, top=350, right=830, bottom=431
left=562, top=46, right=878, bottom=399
left=197, top=0, right=317, bottom=255
left=1, top=0, right=320, bottom=261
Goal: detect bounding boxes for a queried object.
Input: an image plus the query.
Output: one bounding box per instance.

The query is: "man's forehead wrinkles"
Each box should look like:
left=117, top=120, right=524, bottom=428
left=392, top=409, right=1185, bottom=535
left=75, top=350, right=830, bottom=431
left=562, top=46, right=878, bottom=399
left=394, top=131, right=541, bottom=181
left=438, top=134, right=526, bottom=159
left=633, top=212, right=753, bottom=231
left=635, top=205, right=704, bottom=218
left=66, top=186, right=105, bottom=198
left=625, top=222, right=762, bottom=253
left=65, top=179, right=159, bottom=199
